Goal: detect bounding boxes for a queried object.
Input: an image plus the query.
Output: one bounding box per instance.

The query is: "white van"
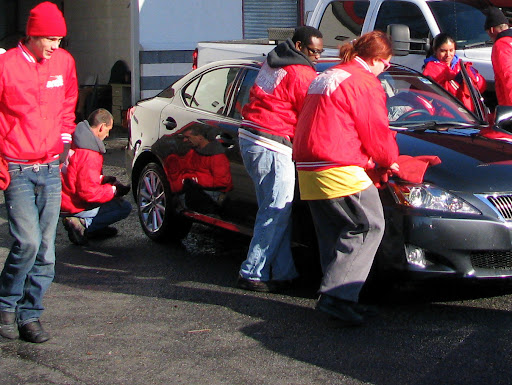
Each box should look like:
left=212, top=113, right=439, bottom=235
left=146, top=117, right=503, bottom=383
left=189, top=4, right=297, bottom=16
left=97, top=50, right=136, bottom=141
left=196, top=0, right=506, bottom=101
left=310, top=0, right=500, bottom=93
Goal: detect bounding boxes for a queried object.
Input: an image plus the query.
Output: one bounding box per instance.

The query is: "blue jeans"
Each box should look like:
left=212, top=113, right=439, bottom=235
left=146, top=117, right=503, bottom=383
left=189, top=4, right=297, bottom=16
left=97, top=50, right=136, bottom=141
left=0, top=160, right=61, bottom=325
left=74, top=198, right=132, bottom=233
left=238, top=138, right=298, bottom=281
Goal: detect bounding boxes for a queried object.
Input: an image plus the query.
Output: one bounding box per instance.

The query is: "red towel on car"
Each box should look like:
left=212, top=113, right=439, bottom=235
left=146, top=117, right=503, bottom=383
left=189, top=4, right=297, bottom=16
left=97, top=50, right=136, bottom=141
left=367, top=155, right=441, bottom=188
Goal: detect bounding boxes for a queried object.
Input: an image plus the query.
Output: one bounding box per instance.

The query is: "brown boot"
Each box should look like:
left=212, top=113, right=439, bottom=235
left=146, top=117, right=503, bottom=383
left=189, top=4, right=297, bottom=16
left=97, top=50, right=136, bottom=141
left=62, top=217, right=88, bottom=245
left=0, top=310, right=18, bottom=340
left=19, top=320, right=50, bottom=343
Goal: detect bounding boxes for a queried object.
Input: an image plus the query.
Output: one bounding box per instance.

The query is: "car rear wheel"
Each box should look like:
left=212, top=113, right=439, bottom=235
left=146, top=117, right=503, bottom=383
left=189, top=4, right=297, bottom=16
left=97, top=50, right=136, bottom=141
left=137, top=162, right=191, bottom=242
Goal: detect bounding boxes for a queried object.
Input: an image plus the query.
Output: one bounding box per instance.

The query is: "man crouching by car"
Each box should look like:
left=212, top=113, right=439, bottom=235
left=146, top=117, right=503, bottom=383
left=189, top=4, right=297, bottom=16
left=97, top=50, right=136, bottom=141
left=61, top=108, right=132, bottom=245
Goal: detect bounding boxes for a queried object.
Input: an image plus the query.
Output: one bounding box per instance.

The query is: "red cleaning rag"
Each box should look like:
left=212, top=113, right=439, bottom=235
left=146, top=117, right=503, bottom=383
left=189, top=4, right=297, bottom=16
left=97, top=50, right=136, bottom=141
left=367, top=155, right=441, bottom=188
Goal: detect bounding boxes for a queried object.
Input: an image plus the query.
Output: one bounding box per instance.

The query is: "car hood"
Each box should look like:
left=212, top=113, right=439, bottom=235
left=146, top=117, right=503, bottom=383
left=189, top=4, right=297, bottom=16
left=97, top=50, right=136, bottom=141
left=396, top=129, right=512, bottom=193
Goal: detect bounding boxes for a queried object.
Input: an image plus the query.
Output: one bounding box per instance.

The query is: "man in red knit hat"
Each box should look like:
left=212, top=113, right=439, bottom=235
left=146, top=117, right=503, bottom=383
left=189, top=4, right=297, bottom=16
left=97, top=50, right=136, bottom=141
left=0, top=2, right=78, bottom=343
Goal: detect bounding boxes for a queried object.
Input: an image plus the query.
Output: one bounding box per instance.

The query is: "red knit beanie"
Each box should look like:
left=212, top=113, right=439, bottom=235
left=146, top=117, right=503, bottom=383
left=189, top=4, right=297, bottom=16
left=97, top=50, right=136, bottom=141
left=26, top=2, right=67, bottom=37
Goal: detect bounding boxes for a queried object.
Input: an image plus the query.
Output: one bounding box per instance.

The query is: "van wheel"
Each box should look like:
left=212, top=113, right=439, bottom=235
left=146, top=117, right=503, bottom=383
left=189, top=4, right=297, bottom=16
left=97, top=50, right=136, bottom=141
left=136, top=162, right=191, bottom=242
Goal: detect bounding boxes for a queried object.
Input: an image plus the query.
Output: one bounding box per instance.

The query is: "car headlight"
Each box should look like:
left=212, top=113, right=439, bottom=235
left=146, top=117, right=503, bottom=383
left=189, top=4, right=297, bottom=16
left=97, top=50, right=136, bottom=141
left=389, top=182, right=481, bottom=214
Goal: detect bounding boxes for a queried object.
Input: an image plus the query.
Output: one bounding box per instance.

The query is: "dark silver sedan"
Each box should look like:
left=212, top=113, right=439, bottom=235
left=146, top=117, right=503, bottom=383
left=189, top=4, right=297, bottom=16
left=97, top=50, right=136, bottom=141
left=126, top=58, right=512, bottom=283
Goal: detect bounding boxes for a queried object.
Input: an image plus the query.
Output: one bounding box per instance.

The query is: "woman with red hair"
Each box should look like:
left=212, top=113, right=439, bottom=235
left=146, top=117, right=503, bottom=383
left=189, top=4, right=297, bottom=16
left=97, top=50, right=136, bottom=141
left=294, top=31, right=399, bottom=326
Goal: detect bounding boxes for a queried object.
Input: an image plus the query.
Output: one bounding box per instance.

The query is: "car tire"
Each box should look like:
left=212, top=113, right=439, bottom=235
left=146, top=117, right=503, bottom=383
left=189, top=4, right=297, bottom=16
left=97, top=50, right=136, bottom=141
left=136, top=162, right=191, bottom=242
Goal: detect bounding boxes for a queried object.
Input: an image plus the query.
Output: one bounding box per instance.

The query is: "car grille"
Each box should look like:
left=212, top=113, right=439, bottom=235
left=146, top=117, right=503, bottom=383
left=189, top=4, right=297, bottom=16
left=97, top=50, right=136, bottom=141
left=486, top=194, right=512, bottom=220
left=471, top=251, right=512, bottom=270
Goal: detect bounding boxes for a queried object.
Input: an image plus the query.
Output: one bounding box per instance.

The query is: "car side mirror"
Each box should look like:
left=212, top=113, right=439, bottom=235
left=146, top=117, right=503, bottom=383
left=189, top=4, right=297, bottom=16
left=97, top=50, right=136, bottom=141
left=388, top=24, right=410, bottom=57
left=494, top=105, right=512, bottom=133
left=387, top=24, right=430, bottom=57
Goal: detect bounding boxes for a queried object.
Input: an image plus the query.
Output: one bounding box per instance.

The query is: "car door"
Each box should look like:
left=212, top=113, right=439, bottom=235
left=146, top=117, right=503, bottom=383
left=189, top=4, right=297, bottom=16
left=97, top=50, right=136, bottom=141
left=155, top=64, right=260, bottom=228
left=217, top=66, right=260, bottom=227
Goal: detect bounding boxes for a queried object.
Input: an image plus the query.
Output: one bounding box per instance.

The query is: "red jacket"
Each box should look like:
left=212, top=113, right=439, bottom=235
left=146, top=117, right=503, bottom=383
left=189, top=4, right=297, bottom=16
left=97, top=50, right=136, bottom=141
left=61, top=121, right=115, bottom=214
left=164, top=143, right=233, bottom=194
left=242, top=39, right=317, bottom=142
left=0, top=42, right=78, bottom=163
left=423, top=57, right=486, bottom=112
left=492, top=30, right=512, bottom=106
left=294, top=57, right=398, bottom=171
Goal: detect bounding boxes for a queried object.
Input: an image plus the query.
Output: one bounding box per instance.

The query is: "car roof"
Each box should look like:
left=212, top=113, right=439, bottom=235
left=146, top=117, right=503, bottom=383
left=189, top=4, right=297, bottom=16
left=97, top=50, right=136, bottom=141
left=196, top=59, right=263, bottom=70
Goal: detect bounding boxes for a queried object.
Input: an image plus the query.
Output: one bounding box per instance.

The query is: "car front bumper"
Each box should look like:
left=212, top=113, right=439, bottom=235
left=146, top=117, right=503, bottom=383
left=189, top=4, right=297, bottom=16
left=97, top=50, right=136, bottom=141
left=380, top=208, right=512, bottom=280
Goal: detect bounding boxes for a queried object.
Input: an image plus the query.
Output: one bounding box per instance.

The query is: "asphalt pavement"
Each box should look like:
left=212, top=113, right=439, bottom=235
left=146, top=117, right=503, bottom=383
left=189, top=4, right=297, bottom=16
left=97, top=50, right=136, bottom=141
left=1, top=131, right=512, bottom=385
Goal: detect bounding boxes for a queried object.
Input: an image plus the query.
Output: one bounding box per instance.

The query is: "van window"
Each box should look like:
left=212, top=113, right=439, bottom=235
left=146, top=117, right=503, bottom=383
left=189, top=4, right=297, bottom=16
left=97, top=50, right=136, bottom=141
left=318, top=1, right=370, bottom=48
left=374, top=2, right=430, bottom=50
left=429, top=2, right=489, bottom=48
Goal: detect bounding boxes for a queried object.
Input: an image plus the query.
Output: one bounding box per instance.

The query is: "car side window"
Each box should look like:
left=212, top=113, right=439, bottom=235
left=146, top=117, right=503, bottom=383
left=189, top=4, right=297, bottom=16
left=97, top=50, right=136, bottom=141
left=182, top=67, right=241, bottom=115
left=231, top=68, right=258, bottom=120
left=318, top=1, right=370, bottom=48
left=182, top=77, right=200, bottom=106
left=374, top=2, right=430, bottom=50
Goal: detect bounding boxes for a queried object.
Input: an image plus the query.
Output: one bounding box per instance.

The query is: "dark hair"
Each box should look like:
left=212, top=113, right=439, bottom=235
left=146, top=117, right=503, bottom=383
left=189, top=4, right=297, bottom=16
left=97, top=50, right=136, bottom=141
left=292, top=26, right=323, bottom=46
left=339, top=30, right=392, bottom=63
left=424, top=33, right=456, bottom=58
left=183, top=124, right=208, bottom=138
left=432, top=33, right=456, bottom=52
left=87, top=108, right=113, bottom=127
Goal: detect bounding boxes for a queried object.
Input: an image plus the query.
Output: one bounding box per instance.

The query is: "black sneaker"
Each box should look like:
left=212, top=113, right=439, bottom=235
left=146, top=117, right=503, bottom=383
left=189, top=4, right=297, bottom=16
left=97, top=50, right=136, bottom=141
left=316, top=294, right=364, bottom=326
left=236, top=276, right=276, bottom=293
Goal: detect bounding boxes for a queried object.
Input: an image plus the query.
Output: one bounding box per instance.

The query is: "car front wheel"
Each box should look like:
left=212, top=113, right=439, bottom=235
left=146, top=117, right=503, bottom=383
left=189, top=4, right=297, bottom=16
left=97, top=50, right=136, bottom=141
left=136, top=162, right=191, bottom=242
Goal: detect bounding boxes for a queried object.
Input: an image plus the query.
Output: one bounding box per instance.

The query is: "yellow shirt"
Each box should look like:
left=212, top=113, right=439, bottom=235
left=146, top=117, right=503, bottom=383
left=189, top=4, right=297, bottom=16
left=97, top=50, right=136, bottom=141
left=298, top=166, right=372, bottom=200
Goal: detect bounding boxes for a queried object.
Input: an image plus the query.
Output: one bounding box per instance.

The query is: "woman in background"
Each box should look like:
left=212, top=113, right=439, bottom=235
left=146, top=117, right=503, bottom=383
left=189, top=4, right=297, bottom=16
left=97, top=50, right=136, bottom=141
left=423, top=33, right=486, bottom=112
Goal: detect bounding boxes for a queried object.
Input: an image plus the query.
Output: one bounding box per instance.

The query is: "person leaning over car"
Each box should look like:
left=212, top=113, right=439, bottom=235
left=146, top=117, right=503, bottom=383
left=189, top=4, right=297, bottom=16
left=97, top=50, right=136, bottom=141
left=423, top=33, right=486, bottom=112
left=485, top=6, right=512, bottom=106
left=61, top=108, right=132, bottom=246
left=236, top=26, right=324, bottom=293
left=293, top=31, right=399, bottom=326
left=0, top=2, right=78, bottom=343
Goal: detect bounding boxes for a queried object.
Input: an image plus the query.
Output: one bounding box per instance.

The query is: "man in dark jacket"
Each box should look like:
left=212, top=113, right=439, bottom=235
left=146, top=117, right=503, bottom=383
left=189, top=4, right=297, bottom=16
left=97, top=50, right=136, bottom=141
left=61, top=108, right=131, bottom=245
left=236, top=26, right=323, bottom=292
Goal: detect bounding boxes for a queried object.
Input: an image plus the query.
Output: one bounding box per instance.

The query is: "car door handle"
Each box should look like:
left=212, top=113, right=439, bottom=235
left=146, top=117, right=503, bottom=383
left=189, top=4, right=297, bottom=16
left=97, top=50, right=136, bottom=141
left=163, top=117, right=177, bottom=130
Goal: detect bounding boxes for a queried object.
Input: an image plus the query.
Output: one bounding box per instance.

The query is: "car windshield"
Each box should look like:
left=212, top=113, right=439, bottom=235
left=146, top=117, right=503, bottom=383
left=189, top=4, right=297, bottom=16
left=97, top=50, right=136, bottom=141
left=315, top=62, right=482, bottom=130
left=380, top=66, right=481, bottom=129
left=429, top=1, right=491, bottom=48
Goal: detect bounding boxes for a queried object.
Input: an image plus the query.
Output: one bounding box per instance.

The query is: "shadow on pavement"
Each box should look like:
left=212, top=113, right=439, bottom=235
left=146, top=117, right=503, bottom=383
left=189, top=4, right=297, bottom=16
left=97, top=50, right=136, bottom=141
left=52, top=225, right=512, bottom=385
